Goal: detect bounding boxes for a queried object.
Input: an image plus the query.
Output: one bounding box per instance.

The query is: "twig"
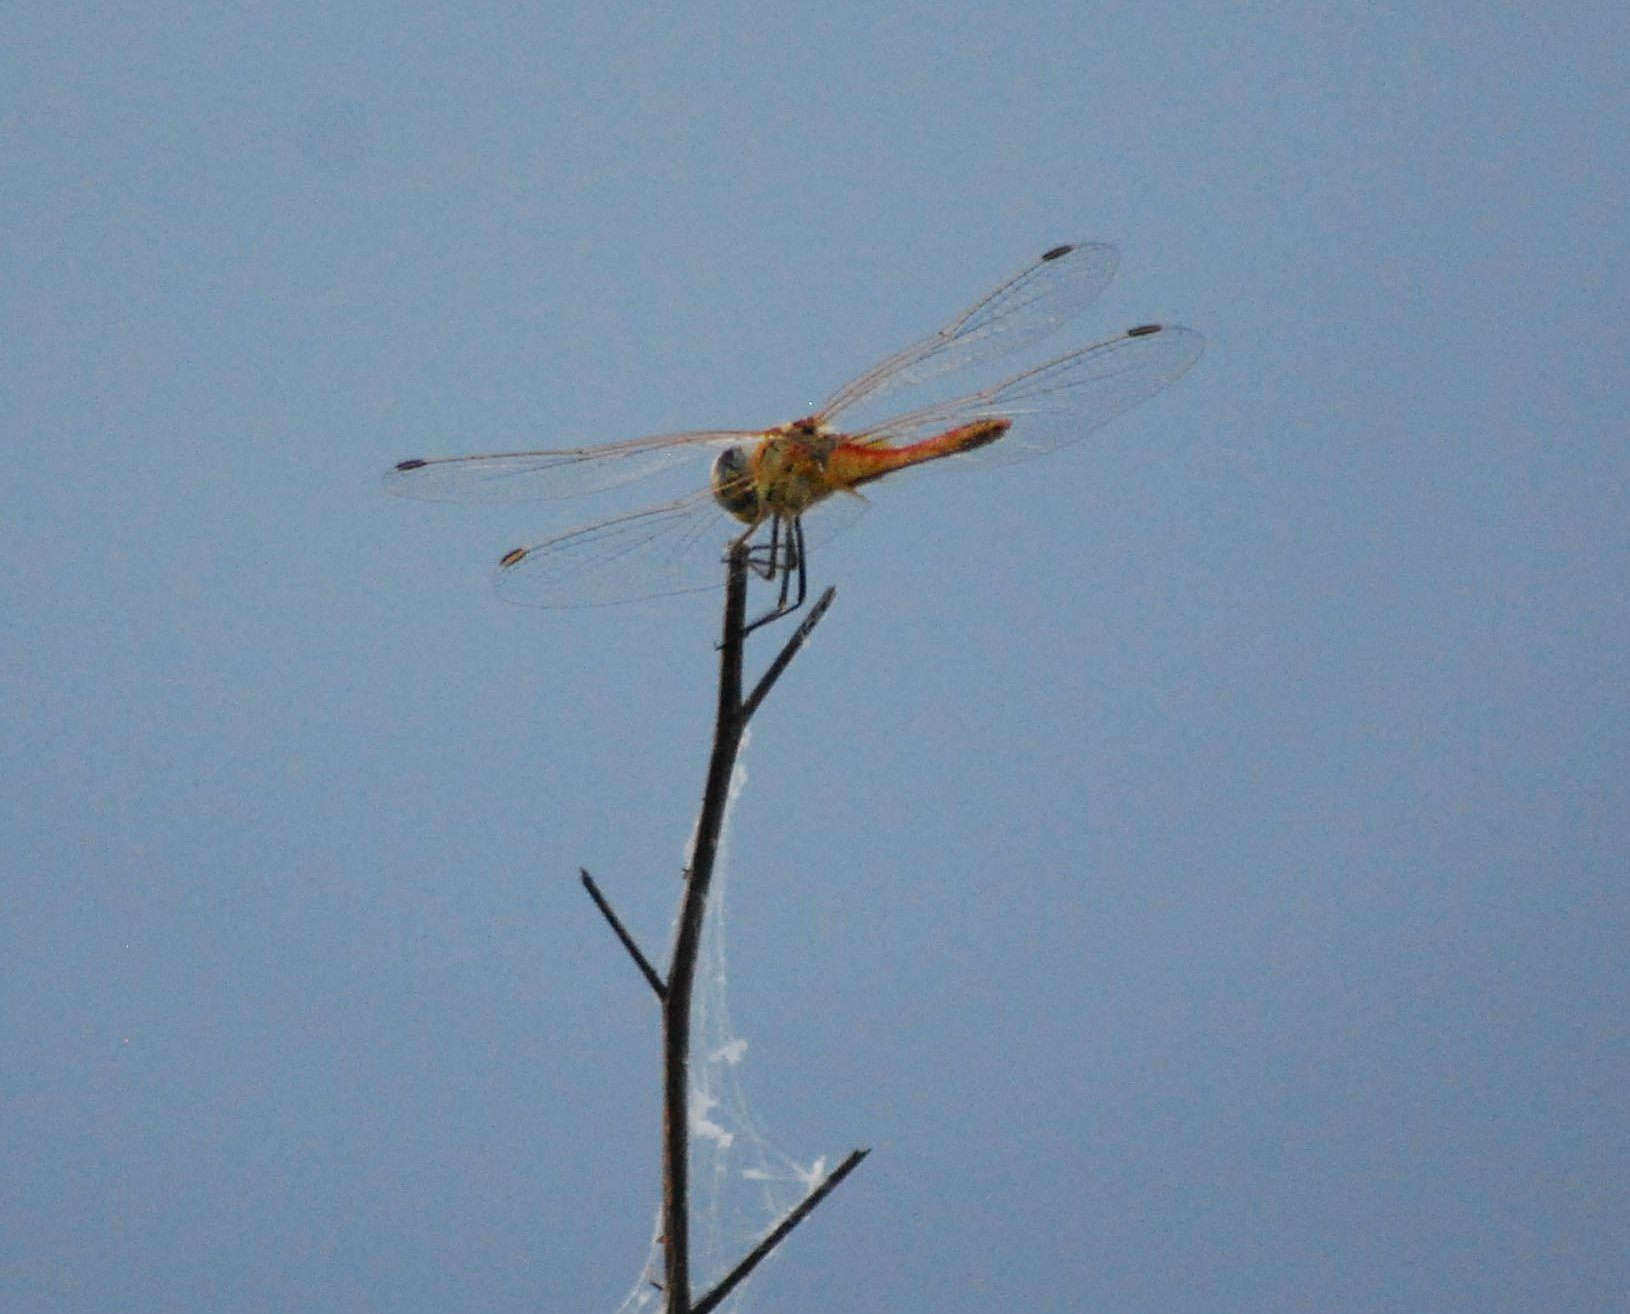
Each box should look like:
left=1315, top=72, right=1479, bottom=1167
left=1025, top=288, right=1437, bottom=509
left=581, top=535, right=852, bottom=1312
left=579, top=869, right=665, bottom=1001
left=691, top=1148, right=871, bottom=1314
left=660, top=541, right=752, bottom=1312
left=741, top=585, right=837, bottom=724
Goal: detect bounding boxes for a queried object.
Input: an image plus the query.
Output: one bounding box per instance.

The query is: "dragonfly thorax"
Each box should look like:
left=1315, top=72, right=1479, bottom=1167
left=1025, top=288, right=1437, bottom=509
left=710, top=422, right=840, bottom=526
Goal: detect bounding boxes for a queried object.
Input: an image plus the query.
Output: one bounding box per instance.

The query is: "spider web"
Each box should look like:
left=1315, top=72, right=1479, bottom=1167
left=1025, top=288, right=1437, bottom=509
left=613, top=741, right=832, bottom=1313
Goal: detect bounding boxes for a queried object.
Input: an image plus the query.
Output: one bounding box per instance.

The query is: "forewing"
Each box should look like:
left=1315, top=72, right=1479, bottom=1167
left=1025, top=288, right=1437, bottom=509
left=816, top=242, right=1120, bottom=426
left=852, top=323, right=1205, bottom=463
left=384, top=430, right=757, bottom=503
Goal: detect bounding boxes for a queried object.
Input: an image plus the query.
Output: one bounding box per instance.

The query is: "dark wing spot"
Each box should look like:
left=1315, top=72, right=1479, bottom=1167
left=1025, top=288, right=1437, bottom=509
left=394, top=458, right=428, bottom=471
left=1040, top=243, right=1075, bottom=262
left=1127, top=324, right=1163, bottom=337
left=498, top=547, right=527, bottom=569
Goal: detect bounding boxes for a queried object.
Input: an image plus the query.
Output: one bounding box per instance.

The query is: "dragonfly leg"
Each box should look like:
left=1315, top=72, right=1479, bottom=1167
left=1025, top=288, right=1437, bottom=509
left=786, top=516, right=808, bottom=612
left=773, top=518, right=795, bottom=612
left=742, top=515, right=809, bottom=636
left=745, top=515, right=782, bottom=581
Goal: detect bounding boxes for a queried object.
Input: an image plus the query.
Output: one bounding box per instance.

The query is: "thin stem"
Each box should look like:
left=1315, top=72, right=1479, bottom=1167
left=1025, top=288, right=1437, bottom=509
left=742, top=585, right=837, bottom=725
left=580, top=869, right=665, bottom=1001
left=655, top=543, right=857, bottom=1313
left=660, top=541, right=752, bottom=1313
left=691, top=1148, right=871, bottom=1314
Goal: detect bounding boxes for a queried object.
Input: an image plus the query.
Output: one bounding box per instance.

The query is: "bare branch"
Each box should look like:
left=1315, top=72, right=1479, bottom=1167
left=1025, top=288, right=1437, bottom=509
left=692, top=1148, right=872, bottom=1314
left=579, top=869, right=665, bottom=1001
left=661, top=542, right=752, bottom=1312
left=645, top=540, right=850, bottom=1311
left=741, top=585, right=838, bottom=725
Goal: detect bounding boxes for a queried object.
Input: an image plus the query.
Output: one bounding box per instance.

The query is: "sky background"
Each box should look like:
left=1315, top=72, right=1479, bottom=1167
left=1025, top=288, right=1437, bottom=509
left=4, top=3, right=1628, bottom=1312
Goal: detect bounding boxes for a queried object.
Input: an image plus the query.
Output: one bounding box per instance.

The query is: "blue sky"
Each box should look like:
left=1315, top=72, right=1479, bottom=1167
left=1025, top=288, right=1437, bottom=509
left=4, top=4, right=1627, bottom=1312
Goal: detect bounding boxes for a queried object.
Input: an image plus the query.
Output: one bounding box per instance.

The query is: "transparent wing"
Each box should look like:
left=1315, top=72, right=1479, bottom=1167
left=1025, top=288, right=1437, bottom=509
left=384, top=429, right=759, bottom=503
left=850, top=323, right=1205, bottom=464
left=494, top=491, right=735, bottom=607
left=493, top=487, right=870, bottom=609
left=816, top=242, right=1120, bottom=426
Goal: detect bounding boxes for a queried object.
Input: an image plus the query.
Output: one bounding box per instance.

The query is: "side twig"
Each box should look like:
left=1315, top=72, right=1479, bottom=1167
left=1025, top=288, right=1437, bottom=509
left=691, top=1148, right=872, bottom=1314
left=579, top=869, right=665, bottom=1001
left=741, top=585, right=837, bottom=724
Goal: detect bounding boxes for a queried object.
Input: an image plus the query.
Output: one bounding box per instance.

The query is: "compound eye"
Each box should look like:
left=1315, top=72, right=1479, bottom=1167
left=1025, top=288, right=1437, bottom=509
left=710, top=446, right=761, bottom=523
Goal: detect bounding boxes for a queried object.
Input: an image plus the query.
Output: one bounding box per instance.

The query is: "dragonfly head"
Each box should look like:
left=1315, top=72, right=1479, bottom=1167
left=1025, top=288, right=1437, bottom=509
left=711, top=444, right=763, bottom=525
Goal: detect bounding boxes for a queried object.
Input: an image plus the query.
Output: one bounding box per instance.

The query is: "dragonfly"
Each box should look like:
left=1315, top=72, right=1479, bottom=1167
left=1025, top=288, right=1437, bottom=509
left=388, top=242, right=1203, bottom=627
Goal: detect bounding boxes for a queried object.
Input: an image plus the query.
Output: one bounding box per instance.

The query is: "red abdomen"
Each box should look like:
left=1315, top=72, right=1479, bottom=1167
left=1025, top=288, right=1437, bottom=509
left=828, top=419, right=1011, bottom=489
